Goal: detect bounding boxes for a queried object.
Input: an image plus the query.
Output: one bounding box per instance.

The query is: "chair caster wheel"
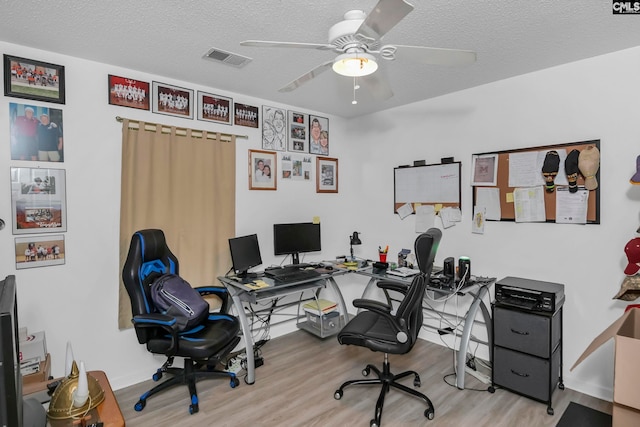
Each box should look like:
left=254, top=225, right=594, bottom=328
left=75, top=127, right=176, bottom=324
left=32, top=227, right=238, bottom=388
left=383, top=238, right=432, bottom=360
left=134, top=399, right=146, bottom=412
left=425, top=408, right=435, bottom=420
left=547, top=407, right=554, bottom=416
left=488, top=386, right=495, bottom=393
left=230, top=377, right=240, bottom=388
left=152, top=372, right=162, bottom=381
left=370, top=420, right=378, bottom=427
left=189, top=403, right=199, bottom=414
left=362, top=367, right=370, bottom=377
left=334, top=390, right=343, bottom=400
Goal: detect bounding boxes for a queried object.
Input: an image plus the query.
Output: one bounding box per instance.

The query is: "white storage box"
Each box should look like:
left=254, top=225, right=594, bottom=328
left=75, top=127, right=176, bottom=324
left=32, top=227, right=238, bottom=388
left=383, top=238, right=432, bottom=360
left=19, top=330, right=47, bottom=364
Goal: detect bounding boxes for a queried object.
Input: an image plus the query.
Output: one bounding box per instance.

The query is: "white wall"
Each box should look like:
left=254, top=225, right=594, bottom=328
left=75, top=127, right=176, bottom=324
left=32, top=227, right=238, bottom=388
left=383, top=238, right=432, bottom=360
left=1, top=40, right=638, bottom=402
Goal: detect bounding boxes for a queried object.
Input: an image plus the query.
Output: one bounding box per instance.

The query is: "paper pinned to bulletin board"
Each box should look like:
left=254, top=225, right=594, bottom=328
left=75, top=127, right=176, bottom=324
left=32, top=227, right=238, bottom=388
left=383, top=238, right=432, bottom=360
left=394, top=162, right=462, bottom=215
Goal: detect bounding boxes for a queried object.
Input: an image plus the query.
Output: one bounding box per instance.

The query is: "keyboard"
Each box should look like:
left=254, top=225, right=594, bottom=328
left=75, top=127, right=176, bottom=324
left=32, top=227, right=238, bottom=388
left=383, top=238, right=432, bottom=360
left=266, top=268, right=321, bottom=283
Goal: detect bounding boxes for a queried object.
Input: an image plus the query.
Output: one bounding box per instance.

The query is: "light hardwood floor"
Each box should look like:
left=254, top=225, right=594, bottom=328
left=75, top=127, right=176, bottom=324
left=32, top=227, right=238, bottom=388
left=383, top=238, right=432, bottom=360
left=114, top=330, right=611, bottom=427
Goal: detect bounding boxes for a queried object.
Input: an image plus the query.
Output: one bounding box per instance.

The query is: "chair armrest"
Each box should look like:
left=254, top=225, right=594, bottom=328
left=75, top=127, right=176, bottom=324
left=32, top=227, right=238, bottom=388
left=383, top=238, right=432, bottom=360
left=352, top=298, right=409, bottom=343
left=352, top=298, right=392, bottom=314
left=132, top=313, right=182, bottom=356
left=196, top=286, right=232, bottom=313
left=377, top=281, right=408, bottom=295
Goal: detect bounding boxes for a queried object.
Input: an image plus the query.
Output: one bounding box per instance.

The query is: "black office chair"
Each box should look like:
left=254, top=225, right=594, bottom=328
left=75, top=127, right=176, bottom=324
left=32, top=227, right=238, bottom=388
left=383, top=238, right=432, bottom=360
left=122, top=229, right=241, bottom=415
left=334, top=228, right=442, bottom=427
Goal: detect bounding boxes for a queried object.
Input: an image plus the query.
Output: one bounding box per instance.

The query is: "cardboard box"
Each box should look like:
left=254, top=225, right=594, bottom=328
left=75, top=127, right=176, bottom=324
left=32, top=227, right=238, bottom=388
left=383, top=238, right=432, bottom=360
left=19, top=330, right=47, bottom=363
left=22, top=353, right=51, bottom=385
left=571, top=308, right=640, bottom=426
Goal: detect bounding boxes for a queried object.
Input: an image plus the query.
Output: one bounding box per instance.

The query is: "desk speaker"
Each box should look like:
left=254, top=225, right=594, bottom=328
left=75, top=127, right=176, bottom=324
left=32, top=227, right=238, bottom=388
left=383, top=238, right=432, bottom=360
left=458, top=257, right=471, bottom=280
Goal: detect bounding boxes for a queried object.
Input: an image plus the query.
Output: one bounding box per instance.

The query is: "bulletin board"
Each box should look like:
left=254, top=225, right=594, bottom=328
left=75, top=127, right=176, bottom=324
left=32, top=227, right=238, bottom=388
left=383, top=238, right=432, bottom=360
left=472, top=140, right=600, bottom=223
left=394, top=162, right=461, bottom=214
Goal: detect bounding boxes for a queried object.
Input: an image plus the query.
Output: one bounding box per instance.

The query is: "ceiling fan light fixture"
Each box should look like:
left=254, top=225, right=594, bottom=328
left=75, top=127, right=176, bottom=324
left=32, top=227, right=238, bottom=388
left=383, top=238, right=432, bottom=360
left=332, top=53, right=378, bottom=77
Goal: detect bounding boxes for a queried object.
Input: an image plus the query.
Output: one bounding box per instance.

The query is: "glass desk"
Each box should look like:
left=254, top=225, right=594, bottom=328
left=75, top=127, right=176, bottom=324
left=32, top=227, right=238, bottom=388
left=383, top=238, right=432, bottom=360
left=354, top=266, right=495, bottom=390
left=218, top=268, right=349, bottom=384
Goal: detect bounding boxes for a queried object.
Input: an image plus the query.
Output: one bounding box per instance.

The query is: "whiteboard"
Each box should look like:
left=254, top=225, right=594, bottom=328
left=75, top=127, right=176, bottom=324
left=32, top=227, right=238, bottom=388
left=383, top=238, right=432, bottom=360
left=394, top=162, right=461, bottom=211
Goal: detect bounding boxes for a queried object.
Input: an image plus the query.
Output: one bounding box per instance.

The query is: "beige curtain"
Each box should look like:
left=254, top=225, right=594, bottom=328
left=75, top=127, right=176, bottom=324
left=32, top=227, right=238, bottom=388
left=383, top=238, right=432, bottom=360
left=118, top=119, right=236, bottom=329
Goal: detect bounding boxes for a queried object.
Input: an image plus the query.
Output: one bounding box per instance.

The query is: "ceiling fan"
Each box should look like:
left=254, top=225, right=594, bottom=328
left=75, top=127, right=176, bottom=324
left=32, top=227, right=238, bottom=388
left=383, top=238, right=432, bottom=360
left=240, top=0, right=476, bottom=103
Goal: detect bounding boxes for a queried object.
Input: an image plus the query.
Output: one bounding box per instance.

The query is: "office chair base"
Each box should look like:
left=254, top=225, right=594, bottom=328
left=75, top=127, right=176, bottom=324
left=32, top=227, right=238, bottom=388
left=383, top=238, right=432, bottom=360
left=335, top=355, right=434, bottom=426
left=135, top=357, right=240, bottom=415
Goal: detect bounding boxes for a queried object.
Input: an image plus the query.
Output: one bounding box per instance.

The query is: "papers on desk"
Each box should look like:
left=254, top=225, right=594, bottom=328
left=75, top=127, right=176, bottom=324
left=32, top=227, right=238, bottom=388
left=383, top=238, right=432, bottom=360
left=245, top=279, right=270, bottom=290
left=386, top=267, right=420, bottom=277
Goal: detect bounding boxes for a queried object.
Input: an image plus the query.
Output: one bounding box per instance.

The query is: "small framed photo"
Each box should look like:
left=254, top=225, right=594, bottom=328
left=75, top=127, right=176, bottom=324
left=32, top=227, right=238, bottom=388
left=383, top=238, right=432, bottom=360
left=471, top=154, right=499, bottom=186
left=316, top=156, right=338, bottom=193
left=309, top=115, right=329, bottom=155
left=15, top=234, right=65, bottom=269
left=197, top=91, right=232, bottom=124
left=262, top=105, right=286, bottom=151
left=108, top=75, right=150, bottom=110
left=10, top=102, right=64, bottom=162
left=152, top=81, right=194, bottom=119
left=288, top=111, right=308, bottom=153
left=249, top=149, right=277, bottom=191
left=4, top=54, right=65, bottom=104
left=10, top=167, right=67, bottom=234
left=234, top=103, right=259, bottom=128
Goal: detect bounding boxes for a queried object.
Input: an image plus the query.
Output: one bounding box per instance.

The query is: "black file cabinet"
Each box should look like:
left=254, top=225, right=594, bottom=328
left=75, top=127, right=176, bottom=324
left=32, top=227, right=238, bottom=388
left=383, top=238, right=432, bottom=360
left=490, top=302, right=564, bottom=415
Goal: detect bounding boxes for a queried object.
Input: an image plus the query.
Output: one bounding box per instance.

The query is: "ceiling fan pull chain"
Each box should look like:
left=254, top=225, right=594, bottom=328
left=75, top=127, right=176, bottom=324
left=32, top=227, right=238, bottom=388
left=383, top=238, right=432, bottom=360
left=352, top=77, right=359, bottom=104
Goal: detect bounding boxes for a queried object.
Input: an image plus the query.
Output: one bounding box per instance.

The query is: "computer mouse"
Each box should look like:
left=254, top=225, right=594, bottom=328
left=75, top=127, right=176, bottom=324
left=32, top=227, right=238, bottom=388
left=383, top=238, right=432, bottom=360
left=325, top=265, right=334, bottom=271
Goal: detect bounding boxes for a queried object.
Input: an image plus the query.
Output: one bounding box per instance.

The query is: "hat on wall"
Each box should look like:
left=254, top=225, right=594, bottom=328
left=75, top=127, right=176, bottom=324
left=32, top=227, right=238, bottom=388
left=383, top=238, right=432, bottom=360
left=578, top=146, right=600, bottom=191
left=541, top=150, right=560, bottom=193
left=613, top=275, right=640, bottom=301
left=624, top=238, right=640, bottom=276
left=630, top=155, right=640, bottom=185
left=564, top=149, right=580, bottom=193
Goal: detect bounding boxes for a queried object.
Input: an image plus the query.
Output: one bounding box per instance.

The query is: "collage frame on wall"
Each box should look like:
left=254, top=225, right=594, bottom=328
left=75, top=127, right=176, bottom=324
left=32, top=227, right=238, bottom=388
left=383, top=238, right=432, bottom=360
left=288, top=110, right=308, bottom=153
left=3, top=54, right=66, bottom=104
left=10, top=167, right=67, bottom=234
left=152, top=81, right=194, bottom=119
left=197, top=91, right=232, bottom=125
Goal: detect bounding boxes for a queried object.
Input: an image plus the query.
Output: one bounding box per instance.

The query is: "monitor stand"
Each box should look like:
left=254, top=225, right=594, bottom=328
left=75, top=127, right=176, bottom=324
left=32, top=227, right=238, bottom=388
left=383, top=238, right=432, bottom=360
left=290, top=253, right=300, bottom=265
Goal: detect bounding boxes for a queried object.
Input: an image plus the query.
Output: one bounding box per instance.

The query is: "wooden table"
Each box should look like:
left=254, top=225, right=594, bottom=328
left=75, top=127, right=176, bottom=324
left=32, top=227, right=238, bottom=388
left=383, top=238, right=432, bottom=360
left=25, top=370, right=125, bottom=427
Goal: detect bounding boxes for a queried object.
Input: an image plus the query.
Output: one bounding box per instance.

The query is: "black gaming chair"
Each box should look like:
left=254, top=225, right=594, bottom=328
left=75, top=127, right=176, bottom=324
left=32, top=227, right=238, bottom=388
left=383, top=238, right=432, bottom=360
left=122, top=229, right=241, bottom=415
left=334, top=228, right=442, bottom=427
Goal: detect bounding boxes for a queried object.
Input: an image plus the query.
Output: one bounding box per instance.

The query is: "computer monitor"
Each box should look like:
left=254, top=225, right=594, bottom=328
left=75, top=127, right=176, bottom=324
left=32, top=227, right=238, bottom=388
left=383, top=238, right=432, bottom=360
left=228, top=234, right=262, bottom=278
left=0, top=275, right=22, bottom=427
left=273, top=222, right=321, bottom=264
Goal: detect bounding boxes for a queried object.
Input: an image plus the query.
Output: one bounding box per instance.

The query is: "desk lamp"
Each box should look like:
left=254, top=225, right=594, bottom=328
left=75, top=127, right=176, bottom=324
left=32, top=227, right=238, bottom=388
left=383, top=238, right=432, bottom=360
left=350, top=231, right=362, bottom=261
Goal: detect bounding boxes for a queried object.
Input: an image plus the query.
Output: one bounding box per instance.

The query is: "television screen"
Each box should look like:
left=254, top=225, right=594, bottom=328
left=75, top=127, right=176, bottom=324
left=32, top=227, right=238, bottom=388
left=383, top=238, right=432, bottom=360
left=228, top=234, right=262, bottom=277
left=0, top=275, right=22, bottom=427
left=273, top=222, right=321, bottom=264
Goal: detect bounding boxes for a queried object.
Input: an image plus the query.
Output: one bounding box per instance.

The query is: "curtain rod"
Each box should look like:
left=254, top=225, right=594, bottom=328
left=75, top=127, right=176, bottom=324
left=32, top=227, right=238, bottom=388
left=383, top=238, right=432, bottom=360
left=115, top=116, right=248, bottom=140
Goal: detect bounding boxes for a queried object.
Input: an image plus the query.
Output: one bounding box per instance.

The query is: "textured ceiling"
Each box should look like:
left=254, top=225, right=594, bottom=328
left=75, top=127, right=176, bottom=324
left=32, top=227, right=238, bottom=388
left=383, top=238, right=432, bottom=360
left=1, top=1, right=639, bottom=118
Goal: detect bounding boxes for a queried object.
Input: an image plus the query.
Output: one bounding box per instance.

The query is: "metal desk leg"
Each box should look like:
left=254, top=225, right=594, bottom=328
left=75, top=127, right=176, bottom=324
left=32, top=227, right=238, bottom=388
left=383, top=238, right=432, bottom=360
left=456, top=285, right=491, bottom=390
left=327, top=276, right=349, bottom=325
left=230, top=292, right=256, bottom=384
left=357, top=277, right=378, bottom=314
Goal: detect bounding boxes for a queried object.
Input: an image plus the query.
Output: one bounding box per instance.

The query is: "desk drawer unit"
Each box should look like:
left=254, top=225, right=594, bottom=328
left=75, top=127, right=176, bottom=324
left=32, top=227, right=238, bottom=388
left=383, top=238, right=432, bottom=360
left=491, top=302, right=564, bottom=415
left=493, top=345, right=561, bottom=402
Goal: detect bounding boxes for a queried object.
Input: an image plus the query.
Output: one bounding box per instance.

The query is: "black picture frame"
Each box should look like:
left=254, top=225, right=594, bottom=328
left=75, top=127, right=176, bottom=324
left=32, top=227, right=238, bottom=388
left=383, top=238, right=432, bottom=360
left=4, top=54, right=66, bottom=104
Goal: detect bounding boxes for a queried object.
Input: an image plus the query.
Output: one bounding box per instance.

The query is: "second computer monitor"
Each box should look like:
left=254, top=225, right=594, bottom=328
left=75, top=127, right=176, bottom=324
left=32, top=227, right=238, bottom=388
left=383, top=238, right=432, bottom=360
left=273, top=222, right=321, bottom=264
left=228, top=234, right=262, bottom=278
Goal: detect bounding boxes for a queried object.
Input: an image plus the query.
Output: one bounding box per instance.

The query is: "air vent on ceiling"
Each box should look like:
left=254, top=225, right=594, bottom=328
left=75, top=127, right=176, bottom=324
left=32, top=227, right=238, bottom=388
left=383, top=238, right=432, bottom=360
left=203, top=47, right=252, bottom=68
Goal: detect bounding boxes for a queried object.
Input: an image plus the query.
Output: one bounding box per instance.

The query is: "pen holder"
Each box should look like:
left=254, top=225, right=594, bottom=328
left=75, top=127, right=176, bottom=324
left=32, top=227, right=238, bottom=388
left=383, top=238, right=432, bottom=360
left=379, top=252, right=387, bottom=263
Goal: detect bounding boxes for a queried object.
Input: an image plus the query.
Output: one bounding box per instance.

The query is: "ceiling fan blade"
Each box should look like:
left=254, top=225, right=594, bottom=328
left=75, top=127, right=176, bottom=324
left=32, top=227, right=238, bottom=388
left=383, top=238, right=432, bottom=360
left=389, top=44, right=477, bottom=66
left=240, top=40, right=335, bottom=51
left=279, top=61, right=334, bottom=92
left=357, top=0, right=414, bottom=41
left=359, top=72, right=393, bottom=101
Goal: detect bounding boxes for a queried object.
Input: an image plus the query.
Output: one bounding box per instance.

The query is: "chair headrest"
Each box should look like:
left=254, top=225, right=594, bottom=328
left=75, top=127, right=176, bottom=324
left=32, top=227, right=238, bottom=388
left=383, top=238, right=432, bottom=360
left=136, top=229, right=169, bottom=261
left=415, top=228, right=442, bottom=274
